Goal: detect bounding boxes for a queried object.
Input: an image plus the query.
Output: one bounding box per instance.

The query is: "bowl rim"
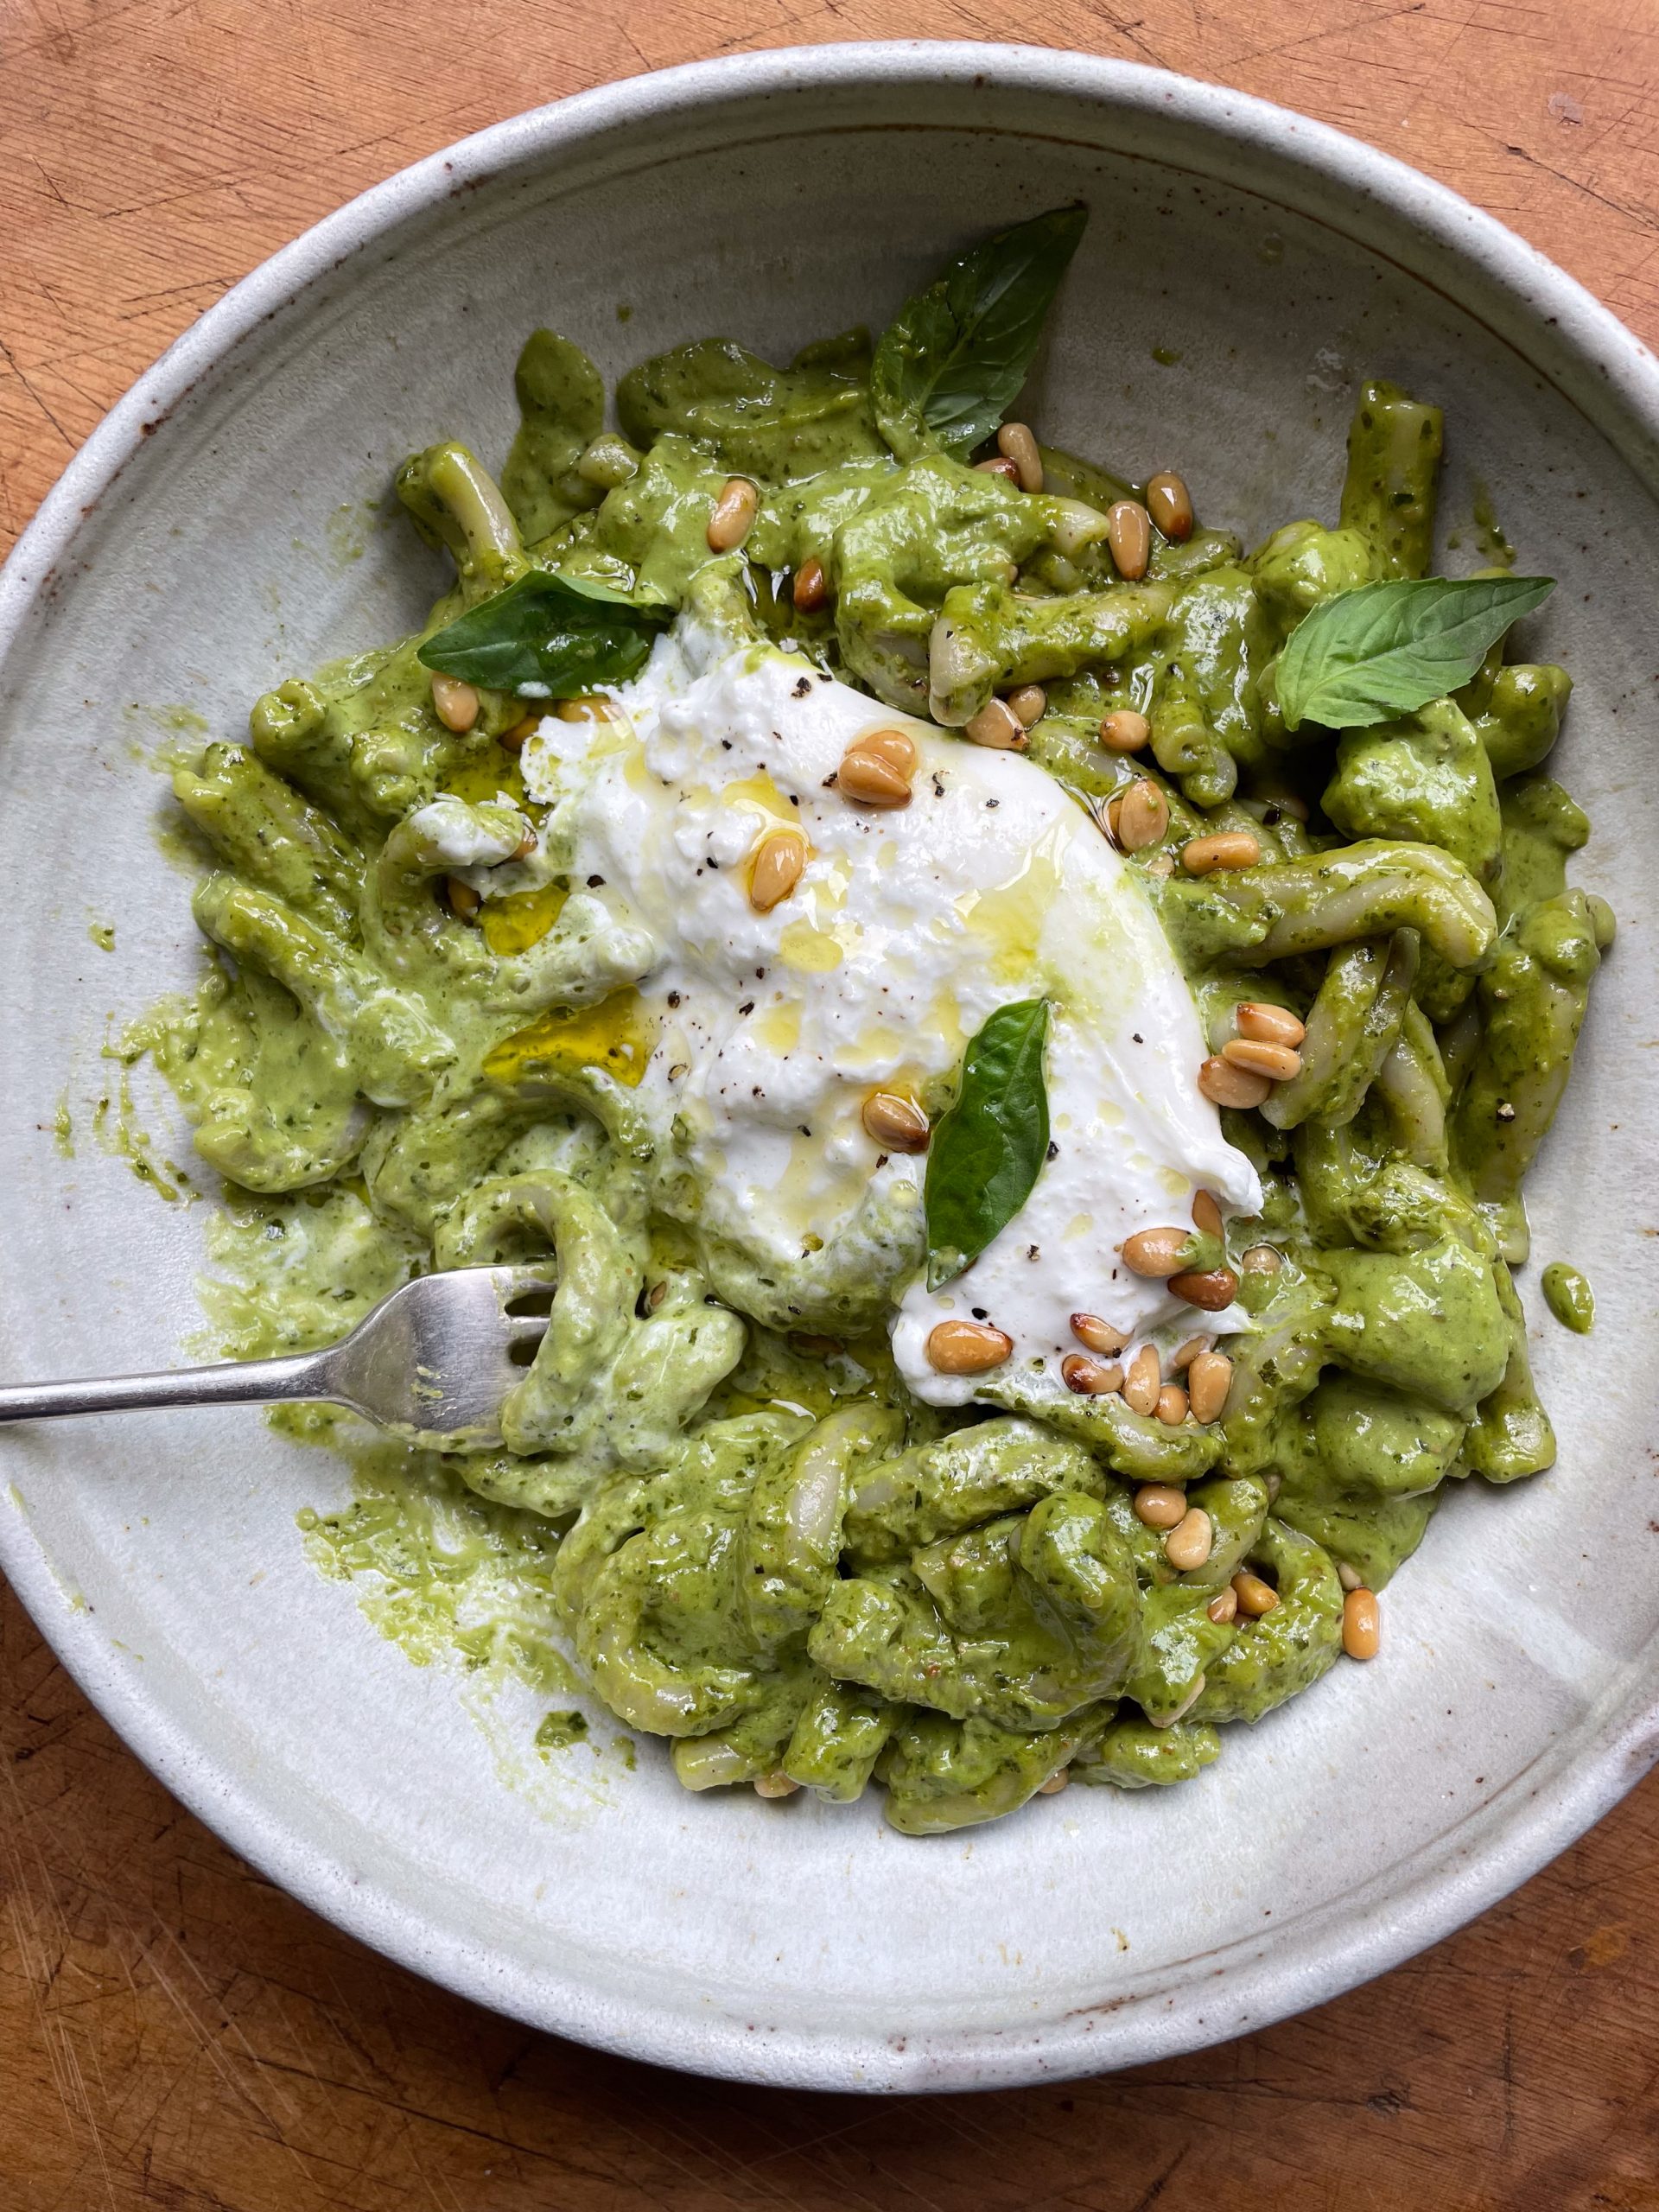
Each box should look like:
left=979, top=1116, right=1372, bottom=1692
left=3, top=38, right=1658, bottom=2094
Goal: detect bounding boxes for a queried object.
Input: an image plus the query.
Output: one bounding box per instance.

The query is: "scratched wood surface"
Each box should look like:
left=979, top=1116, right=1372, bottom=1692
left=4, top=3, right=1659, bottom=2206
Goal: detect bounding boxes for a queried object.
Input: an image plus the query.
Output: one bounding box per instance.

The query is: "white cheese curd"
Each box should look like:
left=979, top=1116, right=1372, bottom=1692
left=520, top=615, right=1261, bottom=1408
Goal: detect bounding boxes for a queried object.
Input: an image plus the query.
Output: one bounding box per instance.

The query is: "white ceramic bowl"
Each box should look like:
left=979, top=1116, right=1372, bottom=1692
left=3, top=42, right=1658, bottom=2093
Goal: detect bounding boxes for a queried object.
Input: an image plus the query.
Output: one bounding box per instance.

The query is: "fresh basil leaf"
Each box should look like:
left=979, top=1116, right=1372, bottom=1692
left=1277, top=575, right=1554, bottom=731
left=925, top=999, right=1051, bottom=1290
left=873, top=207, right=1088, bottom=462
left=417, top=570, right=667, bottom=697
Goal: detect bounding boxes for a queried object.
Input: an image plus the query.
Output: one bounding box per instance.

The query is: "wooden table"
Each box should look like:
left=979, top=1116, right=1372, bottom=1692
left=5, top=3, right=1659, bottom=2204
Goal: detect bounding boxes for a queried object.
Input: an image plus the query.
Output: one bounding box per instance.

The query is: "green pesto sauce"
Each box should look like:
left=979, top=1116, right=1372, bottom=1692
left=119, top=253, right=1609, bottom=1835
left=1541, top=1262, right=1594, bottom=1333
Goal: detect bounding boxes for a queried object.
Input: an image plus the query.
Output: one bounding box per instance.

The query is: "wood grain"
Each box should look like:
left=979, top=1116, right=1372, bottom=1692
left=4, top=3, right=1659, bottom=2205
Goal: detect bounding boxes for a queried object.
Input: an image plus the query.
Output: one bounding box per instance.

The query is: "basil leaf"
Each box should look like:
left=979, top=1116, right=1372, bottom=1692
left=873, top=207, right=1088, bottom=462
left=1277, top=575, right=1555, bottom=731
left=925, top=999, right=1051, bottom=1290
left=417, top=570, right=667, bottom=697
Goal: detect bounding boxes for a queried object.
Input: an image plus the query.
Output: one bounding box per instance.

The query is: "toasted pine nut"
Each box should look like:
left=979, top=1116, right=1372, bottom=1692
left=1116, top=778, right=1168, bottom=852
left=1187, top=1350, right=1233, bottom=1424
left=1191, top=1188, right=1224, bottom=1239
left=1100, top=708, right=1152, bottom=753
left=964, top=697, right=1027, bottom=750
left=1149, top=1674, right=1206, bottom=1727
left=1133, top=1483, right=1187, bottom=1529
left=1170, top=1334, right=1211, bottom=1373
left=499, top=712, right=541, bottom=750
left=1198, top=1055, right=1273, bottom=1109
left=1337, top=1560, right=1363, bottom=1592
left=1122, top=1225, right=1190, bottom=1278
left=1223, top=1038, right=1302, bottom=1081
left=1007, top=683, right=1047, bottom=728
left=707, top=476, right=759, bottom=551
left=1061, top=1352, right=1123, bottom=1396
left=855, top=728, right=918, bottom=775
left=1037, top=1766, right=1070, bottom=1795
left=1170, top=1268, right=1238, bottom=1313
left=1232, top=1569, right=1280, bottom=1618
left=1207, top=1586, right=1239, bottom=1625
left=996, top=420, right=1044, bottom=492
left=1236, top=1001, right=1306, bottom=1048
left=1182, top=831, right=1261, bottom=874
left=1123, top=1344, right=1161, bottom=1415
left=837, top=747, right=913, bottom=809
left=753, top=1772, right=800, bottom=1799
left=1071, top=1313, right=1129, bottom=1356
left=748, top=829, right=808, bottom=912
left=791, top=556, right=829, bottom=612
left=861, top=1090, right=930, bottom=1152
left=1156, top=1382, right=1189, bottom=1426
left=1240, top=1243, right=1283, bottom=1274
left=510, top=830, right=538, bottom=861
left=926, top=1319, right=1013, bottom=1374
left=975, top=455, right=1021, bottom=483
left=1146, top=471, right=1195, bottom=542
left=431, top=674, right=480, bottom=732
left=1108, top=499, right=1153, bottom=581
left=1343, top=1587, right=1381, bottom=1660
left=1165, top=1506, right=1213, bottom=1571
left=446, top=875, right=480, bottom=921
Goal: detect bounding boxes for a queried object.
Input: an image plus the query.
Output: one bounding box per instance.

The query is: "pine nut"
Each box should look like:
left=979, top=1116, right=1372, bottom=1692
left=858, top=728, right=918, bottom=775
left=1198, top=1055, right=1273, bottom=1109
left=1232, top=1570, right=1280, bottom=1618
left=996, top=420, right=1045, bottom=492
left=1170, top=1334, right=1211, bottom=1372
left=1146, top=471, right=1195, bottom=542
left=1149, top=1674, right=1206, bottom=1727
left=1187, top=1350, right=1233, bottom=1423
left=1165, top=1506, right=1213, bottom=1571
left=1122, top=1225, right=1190, bottom=1278
left=446, top=875, right=480, bottom=921
left=1207, top=1587, right=1238, bottom=1625
left=1007, top=683, right=1047, bottom=727
left=791, top=557, right=828, bottom=612
left=1182, top=831, right=1261, bottom=874
left=1236, top=1001, right=1306, bottom=1048
left=1170, top=1268, right=1239, bottom=1312
left=499, top=713, right=541, bottom=750
left=707, top=476, right=759, bottom=551
left=1156, top=1382, right=1189, bottom=1426
left=1133, top=1483, right=1187, bottom=1529
left=510, top=830, right=538, bottom=861
left=964, top=697, right=1027, bottom=750
left=1108, top=499, right=1153, bottom=581
left=1037, top=1766, right=1070, bottom=1795
left=1191, top=1188, right=1224, bottom=1238
left=748, top=829, right=808, bottom=912
left=837, top=746, right=913, bottom=809
left=1061, top=1352, right=1123, bottom=1395
left=926, top=1319, right=1013, bottom=1374
left=1071, top=1313, right=1128, bottom=1356
left=1100, top=708, right=1151, bottom=753
left=1240, top=1243, right=1283, bottom=1274
left=1223, top=1038, right=1302, bottom=1081
left=975, top=455, right=1021, bottom=484
left=753, top=1772, right=800, bottom=1799
left=1343, top=1587, right=1381, bottom=1659
left=1337, top=1560, right=1363, bottom=1592
left=1123, top=1344, right=1161, bottom=1415
left=431, top=674, right=480, bottom=732
left=1116, top=778, right=1168, bottom=852
left=861, top=1090, right=930, bottom=1151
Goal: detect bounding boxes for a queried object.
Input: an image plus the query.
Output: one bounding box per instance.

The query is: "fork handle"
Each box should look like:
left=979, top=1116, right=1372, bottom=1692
left=0, top=1349, right=334, bottom=1424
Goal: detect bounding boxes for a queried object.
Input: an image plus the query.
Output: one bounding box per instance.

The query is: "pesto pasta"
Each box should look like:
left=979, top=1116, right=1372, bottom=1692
left=133, top=209, right=1608, bottom=1834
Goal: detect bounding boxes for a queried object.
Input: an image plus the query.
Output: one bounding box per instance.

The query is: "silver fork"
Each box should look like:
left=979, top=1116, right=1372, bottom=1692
left=0, top=1266, right=554, bottom=1452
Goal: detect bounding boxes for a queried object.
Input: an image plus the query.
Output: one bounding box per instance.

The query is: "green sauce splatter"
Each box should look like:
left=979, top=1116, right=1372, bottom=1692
left=536, top=1710, right=590, bottom=1755
left=1541, top=1262, right=1594, bottom=1333
left=1471, top=481, right=1516, bottom=570
left=88, top=919, right=116, bottom=952
left=1150, top=345, right=1183, bottom=367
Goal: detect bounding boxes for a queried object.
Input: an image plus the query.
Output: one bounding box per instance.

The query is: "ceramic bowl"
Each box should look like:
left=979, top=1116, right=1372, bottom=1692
left=3, top=42, right=1657, bottom=2092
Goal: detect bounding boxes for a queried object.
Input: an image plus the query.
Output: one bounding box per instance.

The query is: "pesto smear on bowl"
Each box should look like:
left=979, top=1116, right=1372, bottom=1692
left=125, top=208, right=1610, bottom=1832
